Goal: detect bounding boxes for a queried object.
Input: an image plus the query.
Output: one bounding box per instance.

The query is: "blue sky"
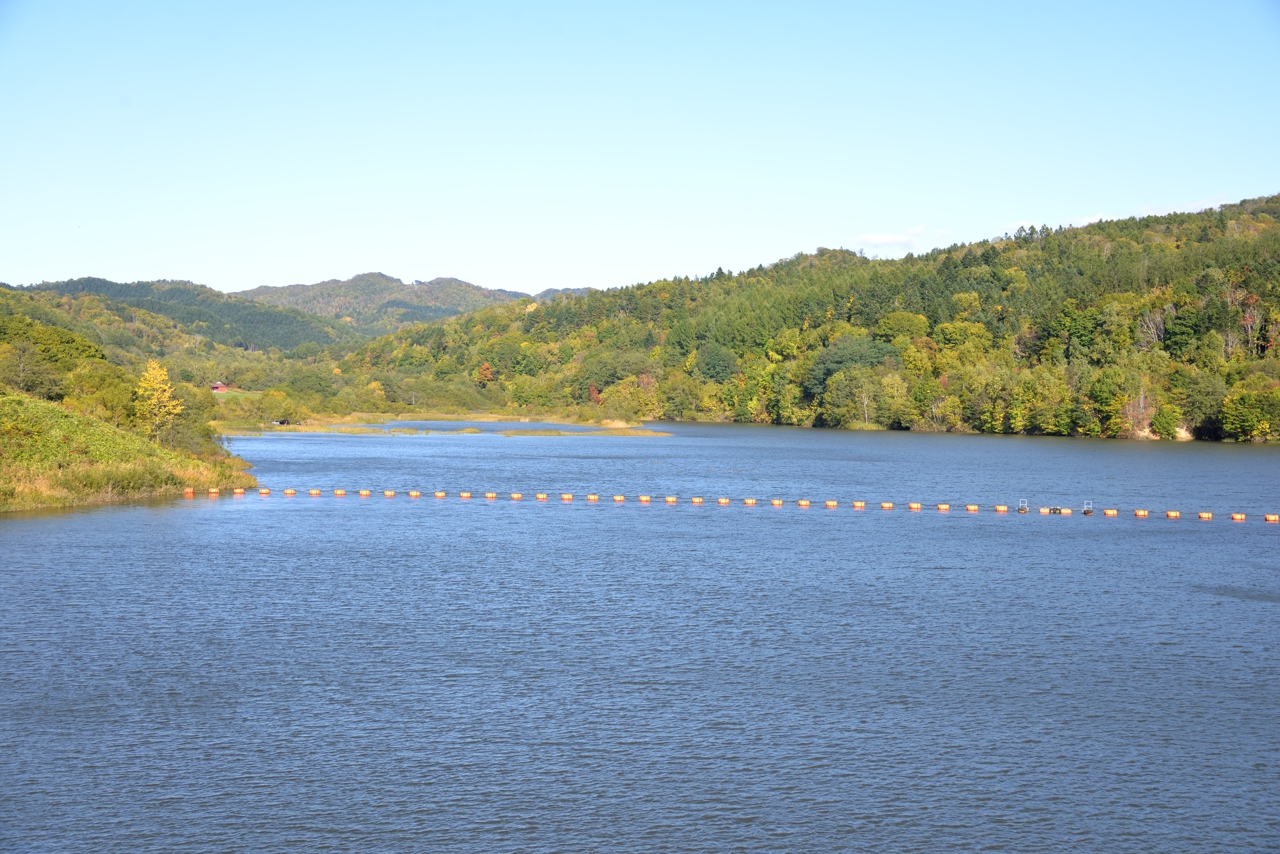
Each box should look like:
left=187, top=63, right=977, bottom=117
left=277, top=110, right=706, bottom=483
left=1, top=1, right=1277, bottom=295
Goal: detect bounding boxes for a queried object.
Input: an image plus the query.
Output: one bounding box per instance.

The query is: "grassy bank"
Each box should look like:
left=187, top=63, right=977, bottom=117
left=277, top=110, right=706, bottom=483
left=0, top=392, right=255, bottom=513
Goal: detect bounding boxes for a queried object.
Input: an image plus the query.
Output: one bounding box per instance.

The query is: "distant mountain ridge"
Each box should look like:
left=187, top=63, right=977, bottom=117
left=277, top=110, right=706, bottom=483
left=239, top=273, right=526, bottom=335
left=25, top=277, right=360, bottom=352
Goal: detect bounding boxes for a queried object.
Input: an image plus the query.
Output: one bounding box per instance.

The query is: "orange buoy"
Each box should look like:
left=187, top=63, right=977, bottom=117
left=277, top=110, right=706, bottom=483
left=824, top=500, right=838, bottom=509
left=308, top=489, right=320, bottom=497
left=536, top=493, right=548, bottom=501
left=561, top=493, right=573, bottom=502
left=613, top=495, right=625, bottom=502
left=433, top=491, right=446, bottom=498
left=333, top=489, right=346, bottom=497
left=409, top=490, right=421, bottom=498
left=384, top=490, right=396, bottom=498
left=485, top=491, right=497, bottom=500
left=908, top=502, right=921, bottom=511
left=718, top=497, right=731, bottom=505
left=281, top=488, right=295, bottom=496
left=1231, top=513, right=1246, bottom=522
left=744, top=498, right=756, bottom=506
left=208, top=487, right=221, bottom=496
left=1165, top=510, right=1180, bottom=519
left=233, top=487, right=245, bottom=496
left=359, top=489, right=371, bottom=497
left=587, top=494, right=599, bottom=502
left=511, top=492, right=523, bottom=500
left=639, top=495, right=651, bottom=503
left=1103, top=508, right=1118, bottom=517
left=964, top=504, right=978, bottom=512
left=258, top=488, right=270, bottom=496
left=994, top=504, right=1008, bottom=513
left=1060, top=508, right=1072, bottom=516
left=665, top=496, right=677, bottom=504
left=691, top=497, right=703, bottom=505
left=1134, top=509, right=1149, bottom=518
left=1267, top=514, right=1280, bottom=523
left=183, top=487, right=195, bottom=497
left=771, top=499, right=784, bottom=507
left=460, top=491, right=472, bottom=499
left=1197, top=512, right=1212, bottom=521
left=1039, top=507, right=1051, bottom=514
left=798, top=499, right=810, bottom=508
left=853, top=501, right=865, bottom=510
left=881, top=502, right=893, bottom=510
left=937, top=503, right=950, bottom=512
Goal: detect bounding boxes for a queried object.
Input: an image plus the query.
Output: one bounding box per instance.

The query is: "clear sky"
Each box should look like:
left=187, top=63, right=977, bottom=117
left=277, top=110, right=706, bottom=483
left=1, top=1, right=1277, bottom=295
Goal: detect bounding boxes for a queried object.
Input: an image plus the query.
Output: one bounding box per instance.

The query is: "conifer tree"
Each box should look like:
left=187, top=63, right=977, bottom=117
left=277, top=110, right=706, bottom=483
left=135, top=359, right=184, bottom=440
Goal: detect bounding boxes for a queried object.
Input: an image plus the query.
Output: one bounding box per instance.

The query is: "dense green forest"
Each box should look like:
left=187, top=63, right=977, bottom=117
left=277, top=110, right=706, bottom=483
left=4, top=193, right=1280, bottom=443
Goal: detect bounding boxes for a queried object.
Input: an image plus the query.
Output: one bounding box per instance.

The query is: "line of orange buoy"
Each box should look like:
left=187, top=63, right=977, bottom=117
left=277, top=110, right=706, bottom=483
left=185, top=488, right=1278, bottom=521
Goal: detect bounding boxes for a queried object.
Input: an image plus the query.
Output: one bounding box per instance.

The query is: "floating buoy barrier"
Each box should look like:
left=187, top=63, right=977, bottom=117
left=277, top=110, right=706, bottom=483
left=908, top=502, right=921, bottom=511
left=259, top=488, right=270, bottom=496
left=613, top=495, right=625, bottom=502
left=1268, top=514, right=1280, bottom=523
left=798, top=499, right=810, bottom=507
left=1061, top=508, right=1072, bottom=515
left=1232, top=513, right=1246, bottom=522
left=825, top=500, right=838, bottom=509
left=561, top=493, right=573, bottom=501
left=359, top=489, right=371, bottom=497
left=881, top=502, right=893, bottom=510
left=536, top=493, right=548, bottom=501
left=665, top=496, right=678, bottom=504
left=209, top=487, right=221, bottom=496
left=233, top=487, right=245, bottom=496
left=1103, top=508, right=1117, bottom=517
left=1134, top=509, right=1149, bottom=518
left=691, top=497, right=703, bottom=505
left=409, top=490, right=420, bottom=498
left=460, top=492, right=471, bottom=500
left=719, top=498, right=731, bottom=505
left=485, top=491, right=497, bottom=500
left=434, top=491, right=446, bottom=498
left=1197, top=512, right=1211, bottom=521
left=995, top=505, right=1007, bottom=513
left=334, top=489, right=345, bottom=496
left=587, top=494, right=599, bottom=502
left=184, top=487, right=195, bottom=497
left=772, top=499, right=784, bottom=507
left=384, top=490, right=395, bottom=498
left=965, top=504, right=978, bottom=512
left=1166, top=510, right=1180, bottom=519
left=853, top=501, right=865, bottom=510
left=511, top=492, right=523, bottom=500
left=282, top=488, right=294, bottom=496
left=639, top=495, right=651, bottom=503
left=1039, top=507, right=1051, bottom=515
left=937, top=503, right=950, bottom=512
left=308, top=489, right=320, bottom=497
left=744, top=498, right=756, bottom=506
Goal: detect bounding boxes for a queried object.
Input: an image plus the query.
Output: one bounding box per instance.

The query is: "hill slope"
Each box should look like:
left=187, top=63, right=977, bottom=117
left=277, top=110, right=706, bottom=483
left=26, top=278, right=362, bottom=352
left=239, top=273, right=523, bottom=335
left=327, top=193, right=1280, bottom=440
left=0, top=391, right=254, bottom=512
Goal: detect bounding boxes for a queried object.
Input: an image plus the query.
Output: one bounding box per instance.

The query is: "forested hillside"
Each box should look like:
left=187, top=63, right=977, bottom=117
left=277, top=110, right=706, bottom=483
left=316, top=194, right=1280, bottom=440
left=25, top=277, right=361, bottom=351
left=239, top=273, right=522, bottom=335
left=4, top=194, right=1280, bottom=444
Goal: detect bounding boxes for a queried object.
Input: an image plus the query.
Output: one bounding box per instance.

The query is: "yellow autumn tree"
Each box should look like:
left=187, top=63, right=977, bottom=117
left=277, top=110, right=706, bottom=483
left=135, top=359, right=184, bottom=440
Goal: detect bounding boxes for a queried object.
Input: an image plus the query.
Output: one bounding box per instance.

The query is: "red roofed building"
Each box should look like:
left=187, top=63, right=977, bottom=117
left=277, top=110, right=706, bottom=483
left=211, top=382, right=228, bottom=393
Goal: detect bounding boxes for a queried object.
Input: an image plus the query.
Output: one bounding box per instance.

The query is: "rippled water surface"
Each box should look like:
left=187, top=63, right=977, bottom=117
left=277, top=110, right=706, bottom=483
left=2, top=424, right=1278, bottom=852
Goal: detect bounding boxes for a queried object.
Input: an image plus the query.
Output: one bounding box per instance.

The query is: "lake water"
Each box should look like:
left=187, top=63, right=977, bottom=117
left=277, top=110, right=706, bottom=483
left=2, top=423, right=1278, bottom=852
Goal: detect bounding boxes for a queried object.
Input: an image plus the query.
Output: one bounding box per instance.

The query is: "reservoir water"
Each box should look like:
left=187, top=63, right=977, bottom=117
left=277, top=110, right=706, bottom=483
left=2, top=423, right=1278, bottom=852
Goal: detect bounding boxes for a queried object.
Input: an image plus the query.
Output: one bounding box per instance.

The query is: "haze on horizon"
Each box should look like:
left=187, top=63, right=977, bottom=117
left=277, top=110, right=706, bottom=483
left=1, top=0, right=1277, bottom=296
